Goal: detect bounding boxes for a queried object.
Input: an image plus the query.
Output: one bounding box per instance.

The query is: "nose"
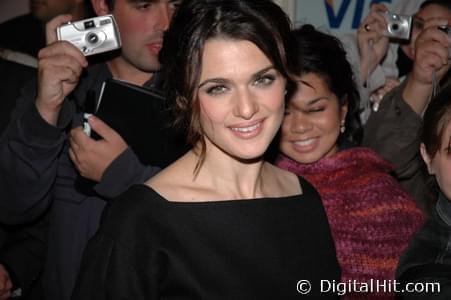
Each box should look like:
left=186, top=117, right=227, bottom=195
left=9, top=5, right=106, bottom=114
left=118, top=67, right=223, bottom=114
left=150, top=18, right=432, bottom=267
left=233, top=89, right=259, bottom=120
left=290, top=112, right=312, bottom=134
left=154, top=3, right=172, bottom=31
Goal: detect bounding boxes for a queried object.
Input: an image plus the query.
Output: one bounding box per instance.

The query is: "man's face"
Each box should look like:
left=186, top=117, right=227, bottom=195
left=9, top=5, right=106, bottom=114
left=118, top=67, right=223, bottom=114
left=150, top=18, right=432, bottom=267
left=112, top=0, right=181, bottom=74
left=30, top=0, right=81, bottom=22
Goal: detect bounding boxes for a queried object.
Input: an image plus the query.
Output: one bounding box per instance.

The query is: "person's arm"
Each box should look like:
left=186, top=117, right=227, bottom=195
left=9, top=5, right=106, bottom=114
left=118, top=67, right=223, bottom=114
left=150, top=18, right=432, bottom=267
left=363, top=81, right=431, bottom=208
left=72, top=192, right=157, bottom=299
left=0, top=81, right=71, bottom=224
left=401, top=18, right=451, bottom=115
left=94, top=147, right=160, bottom=198
left=363, top=80, right=422, bottom=179
left=68, top=116, right=161, bottom=199
left=0, top=15, right=87, bottom=225
left=356, top=3, right=390, bottom=88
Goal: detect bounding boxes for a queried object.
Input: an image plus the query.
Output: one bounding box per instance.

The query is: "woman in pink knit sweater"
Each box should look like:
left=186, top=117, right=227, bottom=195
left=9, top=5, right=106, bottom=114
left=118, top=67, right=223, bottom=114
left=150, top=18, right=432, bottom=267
left=275, top=25, right=424, bottom=299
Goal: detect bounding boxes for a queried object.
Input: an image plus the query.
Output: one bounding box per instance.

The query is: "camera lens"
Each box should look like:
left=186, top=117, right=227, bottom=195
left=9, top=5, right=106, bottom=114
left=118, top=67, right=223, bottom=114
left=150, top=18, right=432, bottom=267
left=390, top=23, right=400, bottom=32
left=86, top=32, right=99, bottom=44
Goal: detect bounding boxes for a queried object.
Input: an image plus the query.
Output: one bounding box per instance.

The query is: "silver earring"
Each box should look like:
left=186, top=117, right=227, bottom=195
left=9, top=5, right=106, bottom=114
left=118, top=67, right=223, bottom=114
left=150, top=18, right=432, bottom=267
left=340, top=120, right=345, bottom=133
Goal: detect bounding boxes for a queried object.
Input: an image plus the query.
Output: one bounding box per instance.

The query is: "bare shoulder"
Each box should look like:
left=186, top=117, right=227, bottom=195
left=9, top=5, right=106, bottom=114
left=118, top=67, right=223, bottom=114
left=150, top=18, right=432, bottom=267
left=145, top=161, right=188, bottom=197
left=264, top=163, right=303, bottom=196
left=145, top=153, right=199, bottom=200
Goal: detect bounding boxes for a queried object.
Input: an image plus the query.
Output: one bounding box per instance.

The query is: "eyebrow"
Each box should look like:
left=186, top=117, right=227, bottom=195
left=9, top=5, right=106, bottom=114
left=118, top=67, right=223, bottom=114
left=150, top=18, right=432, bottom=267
left=198, top=65, right=275, bottom=88
left=305, top=97, right=330, bottom=105
left=412, top=15, right=425, bottom=23
left=127, top=0, right=178, bottom=3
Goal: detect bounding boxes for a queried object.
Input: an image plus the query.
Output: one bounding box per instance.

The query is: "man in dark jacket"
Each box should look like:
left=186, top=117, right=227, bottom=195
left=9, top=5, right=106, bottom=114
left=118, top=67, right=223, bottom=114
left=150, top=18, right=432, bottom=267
left=0, top=0, right=184, bottom=299
left=0, top=59, right=43, bottom=300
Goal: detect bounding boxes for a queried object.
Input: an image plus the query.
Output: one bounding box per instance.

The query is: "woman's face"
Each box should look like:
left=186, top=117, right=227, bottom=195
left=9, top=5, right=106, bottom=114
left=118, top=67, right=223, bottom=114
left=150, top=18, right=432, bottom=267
left=404, top=4, right=451, bottom=60
left=279, top=73, right=347, bottom=164
left=421, top=120, right=451, bottom=200
left=196, top=38, right=286, bottom=161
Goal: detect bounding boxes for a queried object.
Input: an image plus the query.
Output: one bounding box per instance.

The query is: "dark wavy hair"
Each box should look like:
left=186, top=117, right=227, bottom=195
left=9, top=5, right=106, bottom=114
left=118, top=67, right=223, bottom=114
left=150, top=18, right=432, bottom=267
left=159, top=0, right=295, bottom=172
left=290, top=24, right=363, bottom=146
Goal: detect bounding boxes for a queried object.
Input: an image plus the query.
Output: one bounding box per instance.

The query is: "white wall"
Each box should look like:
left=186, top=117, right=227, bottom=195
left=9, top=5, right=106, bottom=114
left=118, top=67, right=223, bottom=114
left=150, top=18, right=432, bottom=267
left=276, top=0, right=406, bottom=35
left=1, top=0, right=411, bottom=35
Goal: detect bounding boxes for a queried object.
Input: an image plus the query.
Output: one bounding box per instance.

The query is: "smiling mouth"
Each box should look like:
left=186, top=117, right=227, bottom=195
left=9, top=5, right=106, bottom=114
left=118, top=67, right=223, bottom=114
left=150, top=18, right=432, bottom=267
left=293, top=139, right=316, bottom=146
left=231, top=122, right=261, bottom=133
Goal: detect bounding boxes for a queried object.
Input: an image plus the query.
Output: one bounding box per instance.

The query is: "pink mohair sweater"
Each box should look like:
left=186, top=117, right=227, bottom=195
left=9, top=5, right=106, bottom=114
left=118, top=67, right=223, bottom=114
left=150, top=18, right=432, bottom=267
left=276, top=147, right=424, bottom=299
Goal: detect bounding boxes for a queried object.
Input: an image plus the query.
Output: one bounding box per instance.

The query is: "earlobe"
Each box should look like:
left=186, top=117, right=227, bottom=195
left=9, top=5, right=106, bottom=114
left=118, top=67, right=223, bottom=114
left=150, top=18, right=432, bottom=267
left=340, top=96, right=348, bottom=121
left=90, top=0, right=110, bottom=16
left=420, top=143, right=434, bottom=175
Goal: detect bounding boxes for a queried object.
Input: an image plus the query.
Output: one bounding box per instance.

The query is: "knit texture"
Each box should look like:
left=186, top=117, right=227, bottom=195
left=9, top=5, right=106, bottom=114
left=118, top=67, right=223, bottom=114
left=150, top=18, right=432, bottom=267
left=276, top=147, right=424, bottom=299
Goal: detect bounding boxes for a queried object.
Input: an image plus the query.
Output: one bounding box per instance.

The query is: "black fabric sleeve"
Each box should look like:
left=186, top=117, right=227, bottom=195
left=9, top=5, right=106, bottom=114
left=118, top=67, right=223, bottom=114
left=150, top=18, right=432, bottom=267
left=0, top=79, right=74, bottom=224
left=94, top=147, right=160, bottom=199
left=72, top=191, right=158, bottom=300
left=71, top=232, right=144, bottom=300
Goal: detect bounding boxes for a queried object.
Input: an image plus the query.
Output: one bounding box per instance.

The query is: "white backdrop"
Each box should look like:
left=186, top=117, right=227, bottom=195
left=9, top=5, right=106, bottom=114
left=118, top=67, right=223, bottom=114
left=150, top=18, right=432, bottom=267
left=1, top=0, right=408, bottom=35
left=275, top=0, right=405, bottom=34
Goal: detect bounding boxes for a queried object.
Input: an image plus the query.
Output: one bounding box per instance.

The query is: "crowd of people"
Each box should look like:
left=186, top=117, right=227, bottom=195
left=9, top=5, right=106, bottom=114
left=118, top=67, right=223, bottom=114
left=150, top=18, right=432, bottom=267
left=0, top=0, right=451, bottom=299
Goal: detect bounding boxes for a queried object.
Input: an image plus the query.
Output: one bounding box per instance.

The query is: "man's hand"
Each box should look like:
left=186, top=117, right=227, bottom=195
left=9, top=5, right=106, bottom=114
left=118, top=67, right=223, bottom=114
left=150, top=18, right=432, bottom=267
left=403, top=18, right=451, bottom=114
left=0, top=264, right=12, bottom=300
left=357, top=3, right=390, bottom=84
left=36, top=15, right=88, bottom=126
left=69, top=116, right=128, bottom=182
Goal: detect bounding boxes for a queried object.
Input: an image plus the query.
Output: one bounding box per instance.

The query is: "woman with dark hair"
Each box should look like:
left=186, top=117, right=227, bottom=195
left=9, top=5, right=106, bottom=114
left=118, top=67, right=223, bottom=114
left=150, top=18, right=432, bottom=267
left=396, top=85, right=451, bottom=299
left=276, top=25, right=423, bottom=299
left=72, top=1, right=340, bottom=299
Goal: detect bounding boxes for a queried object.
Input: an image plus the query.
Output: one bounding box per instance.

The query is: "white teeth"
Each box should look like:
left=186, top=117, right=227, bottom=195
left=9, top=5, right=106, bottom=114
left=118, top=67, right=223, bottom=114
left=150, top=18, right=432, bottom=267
left=231, top=123, right=261, bottom=133
left=294, top=139, right=315, bottom=146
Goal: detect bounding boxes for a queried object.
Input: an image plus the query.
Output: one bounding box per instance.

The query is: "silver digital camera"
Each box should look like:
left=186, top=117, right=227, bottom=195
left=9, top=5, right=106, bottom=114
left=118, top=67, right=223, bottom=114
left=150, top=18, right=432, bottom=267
left=57, top=15, right=121, bottom=56
left=383, top=12, right=412, bottom=40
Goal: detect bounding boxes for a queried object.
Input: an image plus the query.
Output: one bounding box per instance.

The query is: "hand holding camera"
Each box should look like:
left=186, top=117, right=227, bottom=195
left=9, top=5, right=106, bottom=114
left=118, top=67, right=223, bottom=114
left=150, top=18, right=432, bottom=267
left=382, top=11, right=412, bottom=40
left=35, top=14, right=122, bottom=126
left=411, top=18, right=451, bottom=86
left=36, top=14, right=88, bottom=126
left=402, top=18, right=451, bottom=114
left=357, top=3, right=390, bottom=84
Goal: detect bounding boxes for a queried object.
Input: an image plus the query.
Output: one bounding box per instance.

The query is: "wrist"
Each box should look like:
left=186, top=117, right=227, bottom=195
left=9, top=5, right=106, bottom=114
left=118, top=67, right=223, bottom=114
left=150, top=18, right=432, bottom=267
left=35, top=98, right=62, bottom=126
left=402, top=76, right=434, bottom=116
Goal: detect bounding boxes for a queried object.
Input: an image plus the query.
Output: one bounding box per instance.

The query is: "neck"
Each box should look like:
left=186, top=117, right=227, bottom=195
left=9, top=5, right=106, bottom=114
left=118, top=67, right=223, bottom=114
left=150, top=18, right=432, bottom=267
left=188, top=143, right=267, bottom=199
left=107, top=56, right=153, bottom=86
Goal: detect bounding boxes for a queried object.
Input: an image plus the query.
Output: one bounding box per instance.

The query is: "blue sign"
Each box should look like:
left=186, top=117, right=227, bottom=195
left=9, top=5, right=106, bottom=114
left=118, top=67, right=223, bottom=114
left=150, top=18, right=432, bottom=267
left=295, top=0, right=397, bottom=34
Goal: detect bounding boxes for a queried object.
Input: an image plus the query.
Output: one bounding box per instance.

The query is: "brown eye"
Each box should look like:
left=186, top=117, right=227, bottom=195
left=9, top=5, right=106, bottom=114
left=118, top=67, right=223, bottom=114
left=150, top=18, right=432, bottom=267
left=206, top=85, right=227, bottom=95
